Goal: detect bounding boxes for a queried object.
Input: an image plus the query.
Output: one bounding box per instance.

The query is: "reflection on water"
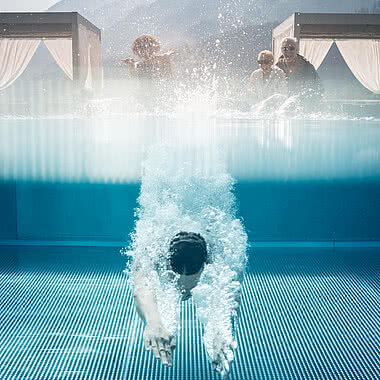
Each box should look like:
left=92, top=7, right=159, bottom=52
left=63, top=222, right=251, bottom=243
left=0, top=117, right=380, bottom=183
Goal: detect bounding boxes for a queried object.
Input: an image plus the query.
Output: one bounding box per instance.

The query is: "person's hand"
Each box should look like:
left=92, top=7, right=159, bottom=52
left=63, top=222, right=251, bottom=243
left=120, top=58, right=136, bottom=65
left=162, top=49, right=177, bottom=57
left=207, top=333, right=237, bottom=378
left=144, top=321, right=176, bottom=366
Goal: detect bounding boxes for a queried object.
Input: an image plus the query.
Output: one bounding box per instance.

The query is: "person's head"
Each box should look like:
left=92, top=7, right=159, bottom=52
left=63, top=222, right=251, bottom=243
left=168, top=232, right=208, bottom=296
left=280, top=37, right=297, bottom=61
left=132, top=34, right=161, bottom=59
left=257, top=50, right=274, bottom=72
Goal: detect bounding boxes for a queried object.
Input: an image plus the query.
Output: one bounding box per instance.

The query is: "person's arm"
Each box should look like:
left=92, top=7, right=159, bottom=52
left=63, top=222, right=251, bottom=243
left=313, top=70, right=324, bottom=97
left=276, top=69, right=288, bottom=96
left=120, top=58, right=138, bottom=77
left=132, top=271, right=176, bottom=366
left=249, top=71, right=261, bottom=103
left=275, top=58, right=285, bottom=74
left=304, top=63, right=324, bottom=98
left=193, top=264, right=243, bottom=378
left=133, top=271, right=161, bottom=323
left=154, top=55, right=172, bottom=77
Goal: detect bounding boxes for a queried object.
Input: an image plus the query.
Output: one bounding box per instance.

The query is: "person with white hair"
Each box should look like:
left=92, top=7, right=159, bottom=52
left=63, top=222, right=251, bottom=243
left=276, top=37, right=323, bottom=100
left=249, top=50, right=287, bottom=104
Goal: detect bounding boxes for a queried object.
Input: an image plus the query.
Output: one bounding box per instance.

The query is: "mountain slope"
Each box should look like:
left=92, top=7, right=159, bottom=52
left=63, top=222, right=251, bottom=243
left=49, top=0, right=154, bottom=28
left=43, top=0, right=377, bottom=77
left=49, top=0, right=373, bottom=31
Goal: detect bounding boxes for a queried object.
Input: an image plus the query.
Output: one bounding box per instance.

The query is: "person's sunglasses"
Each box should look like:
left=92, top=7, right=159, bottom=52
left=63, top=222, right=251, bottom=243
left=258, top=60, right=273, bottom=64
left=282, top=46, right=296, bottom=51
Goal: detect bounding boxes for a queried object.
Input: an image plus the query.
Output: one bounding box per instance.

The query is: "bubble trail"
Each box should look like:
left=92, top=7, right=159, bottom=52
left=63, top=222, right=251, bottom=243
left=123, top=143, right=248, bottom=355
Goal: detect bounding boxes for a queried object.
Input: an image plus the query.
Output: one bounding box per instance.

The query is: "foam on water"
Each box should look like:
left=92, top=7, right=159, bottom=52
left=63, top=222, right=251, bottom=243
left=1, top=74, right=378, bottom=122
left=123, top=143, right=247, bottom=358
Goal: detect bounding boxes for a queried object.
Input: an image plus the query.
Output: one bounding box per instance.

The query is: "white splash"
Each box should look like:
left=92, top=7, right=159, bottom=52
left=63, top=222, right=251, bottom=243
left=124, top=143, right=248, bottom=345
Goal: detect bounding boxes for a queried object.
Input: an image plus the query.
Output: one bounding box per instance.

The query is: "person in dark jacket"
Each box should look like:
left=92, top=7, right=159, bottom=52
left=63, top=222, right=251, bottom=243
left=276, top=37, right=323, bottom=102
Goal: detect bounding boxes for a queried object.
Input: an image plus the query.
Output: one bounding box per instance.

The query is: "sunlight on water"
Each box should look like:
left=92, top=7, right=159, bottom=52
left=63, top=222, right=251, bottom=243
left=0, top=115, right=380, bottom=183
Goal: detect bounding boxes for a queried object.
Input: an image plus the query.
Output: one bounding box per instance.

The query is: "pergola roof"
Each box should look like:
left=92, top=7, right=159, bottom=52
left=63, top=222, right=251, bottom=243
left=273, top=13, right=380, bottom=41
left=0, top=12, right=100, bottom=39
left=0, top=12, right=103, bottom=93
left=272, top=13, right=380, bottom=96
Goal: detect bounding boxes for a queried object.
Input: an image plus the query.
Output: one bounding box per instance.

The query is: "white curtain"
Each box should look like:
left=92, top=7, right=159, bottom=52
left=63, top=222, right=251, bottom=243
left=44, top=39, right=73, bottom=80
left=336, top=39, right=380, bottom=94
left=85, top=44, right=93, bottom=90
left=77, top=23, right=93, bottom=90
left=299, top=39, right=334, bottom=70
left=0, top=39, right=41, bottom=90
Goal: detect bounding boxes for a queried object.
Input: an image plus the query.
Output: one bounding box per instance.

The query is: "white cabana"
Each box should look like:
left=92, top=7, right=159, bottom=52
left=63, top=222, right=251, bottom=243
left=272, top=13, right=380, bottom=94
left=0, top=12, right=103, bottom=92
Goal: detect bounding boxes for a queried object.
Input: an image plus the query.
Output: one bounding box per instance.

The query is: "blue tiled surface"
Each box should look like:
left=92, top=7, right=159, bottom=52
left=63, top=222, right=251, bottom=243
left=1, top=180, right=380, bottom=242
left=0, top=246, right=378, bottom=380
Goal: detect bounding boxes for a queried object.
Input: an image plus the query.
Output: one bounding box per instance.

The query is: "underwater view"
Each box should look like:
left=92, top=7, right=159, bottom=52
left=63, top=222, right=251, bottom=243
left=1, top=1, right=380, bottom=380
left=0, top=116, right=379, bottom=380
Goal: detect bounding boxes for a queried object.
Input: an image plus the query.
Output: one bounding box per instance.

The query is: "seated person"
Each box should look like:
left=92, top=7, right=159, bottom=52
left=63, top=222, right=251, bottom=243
left=276, top=37, right=323, bottom=100
left=121, top=34, right=175, bottom=80
left=249, top=50, right=287, bottom=103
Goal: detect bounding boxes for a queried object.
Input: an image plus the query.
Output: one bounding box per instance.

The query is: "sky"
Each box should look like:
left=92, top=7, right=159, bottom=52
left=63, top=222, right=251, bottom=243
left=0, top=0, right=59, bottom=11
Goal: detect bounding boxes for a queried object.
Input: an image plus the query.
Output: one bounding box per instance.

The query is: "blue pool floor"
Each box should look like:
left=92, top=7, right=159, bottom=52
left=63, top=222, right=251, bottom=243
left=0, top=246, right=378, bottom=380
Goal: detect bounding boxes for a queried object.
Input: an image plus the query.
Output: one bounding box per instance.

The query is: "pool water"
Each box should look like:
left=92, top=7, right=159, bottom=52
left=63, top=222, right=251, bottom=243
left=0, top=116, right=379, bottom=379
left=0, top=246, right=378, bottom=380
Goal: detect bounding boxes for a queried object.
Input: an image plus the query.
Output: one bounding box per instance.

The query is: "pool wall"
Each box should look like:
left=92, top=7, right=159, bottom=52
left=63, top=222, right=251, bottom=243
left=1, top=180, right=379, bottom=244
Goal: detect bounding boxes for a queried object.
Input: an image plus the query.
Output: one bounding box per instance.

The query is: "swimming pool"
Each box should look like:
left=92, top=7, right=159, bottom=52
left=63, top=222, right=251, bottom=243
left=0, top=116, right=379, bottom=379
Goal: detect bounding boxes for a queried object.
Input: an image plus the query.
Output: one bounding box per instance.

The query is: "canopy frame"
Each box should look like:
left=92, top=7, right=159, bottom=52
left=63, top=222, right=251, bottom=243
left=0, top=12, right=102, bottom=93
left=273, top=13, right=380, bottom=58
left=272, top=13, right=380, bottom=95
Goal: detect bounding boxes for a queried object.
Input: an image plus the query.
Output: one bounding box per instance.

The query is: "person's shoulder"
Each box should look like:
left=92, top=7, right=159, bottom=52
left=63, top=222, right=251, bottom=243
left=297, top=54, right=309, bottom=63
left=273, top=66, right=285, bottom=76
left=297, top=54, right=316, bottom=70
left=161, top=50, right=177, bottom=57
left=250, top=69, right=262, bottom=79
left=251, top=68, right=262, bottom=75
left=153, top=52, right=173, bottom=63
left=275, top=55, right=285, bottom=66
